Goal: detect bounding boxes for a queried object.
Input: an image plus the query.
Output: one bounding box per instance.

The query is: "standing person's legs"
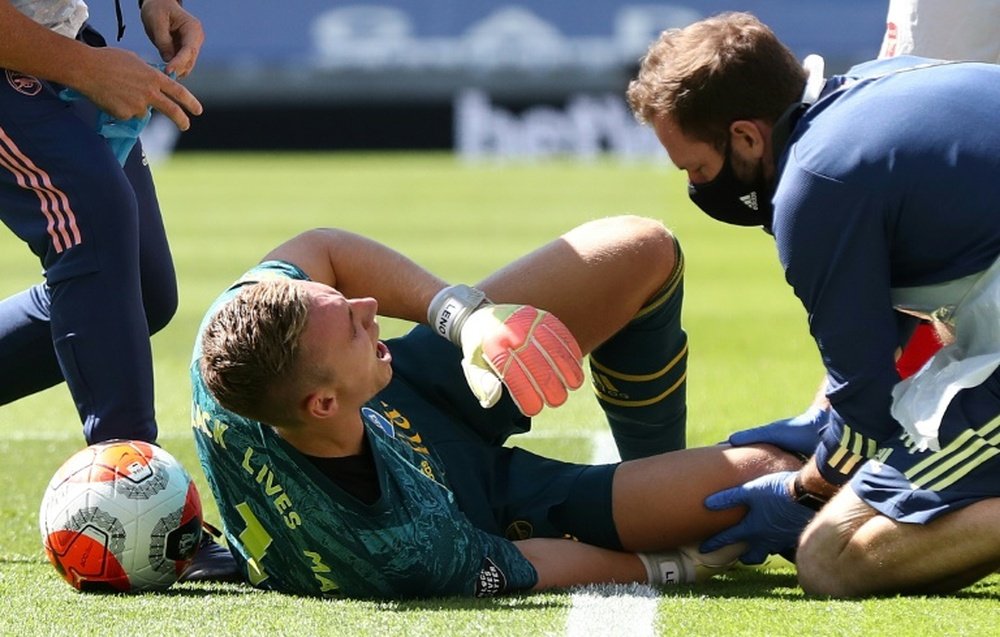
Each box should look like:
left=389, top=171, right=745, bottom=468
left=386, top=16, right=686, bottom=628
left=0, top=137, right=176, bottom=408
left=0, top=78, right=162, bottom=443
left=120, top=138, right=178, bottom=337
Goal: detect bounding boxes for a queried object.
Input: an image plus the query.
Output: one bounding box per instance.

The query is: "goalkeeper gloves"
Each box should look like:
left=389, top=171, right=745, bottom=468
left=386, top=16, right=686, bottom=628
left=428, top=284, right=584, bottom=416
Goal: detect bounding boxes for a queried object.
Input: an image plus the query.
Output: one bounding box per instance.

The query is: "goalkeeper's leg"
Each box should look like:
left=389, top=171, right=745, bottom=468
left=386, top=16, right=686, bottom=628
left=590, top=239, right=687, bottom=460
left=470, top=215, right=685, bottom=456
left=515, top=538, right=744, bottom=590
left=473, top=215, right=680, bottom=355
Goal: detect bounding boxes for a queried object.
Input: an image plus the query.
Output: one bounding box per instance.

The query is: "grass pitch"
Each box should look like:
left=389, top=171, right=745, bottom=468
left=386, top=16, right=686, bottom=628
left=0, top=153, right=996, bottom=636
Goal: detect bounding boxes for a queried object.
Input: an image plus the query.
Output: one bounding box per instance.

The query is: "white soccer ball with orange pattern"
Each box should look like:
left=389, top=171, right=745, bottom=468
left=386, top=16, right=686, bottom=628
left=39, top=440, right=203, bottom=592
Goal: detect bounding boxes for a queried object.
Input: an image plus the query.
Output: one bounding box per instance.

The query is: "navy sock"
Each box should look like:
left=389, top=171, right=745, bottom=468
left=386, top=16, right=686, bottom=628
left=590, top=241, right=687, bottom=460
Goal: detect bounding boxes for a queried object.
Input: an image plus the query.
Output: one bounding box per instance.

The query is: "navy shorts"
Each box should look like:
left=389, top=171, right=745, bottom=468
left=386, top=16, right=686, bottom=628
left=385, top=325, right=622, bottom=550
left=850, top=367, right=1000, bottom=523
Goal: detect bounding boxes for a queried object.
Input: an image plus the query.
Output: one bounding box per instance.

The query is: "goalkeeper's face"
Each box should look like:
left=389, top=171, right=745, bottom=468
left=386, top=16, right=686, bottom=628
left=298, top=282, right=393, bottom=406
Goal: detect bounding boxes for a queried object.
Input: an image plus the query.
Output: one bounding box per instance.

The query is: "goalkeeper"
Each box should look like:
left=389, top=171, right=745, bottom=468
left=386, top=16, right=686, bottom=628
left=192, top=215, right=800, bottom=598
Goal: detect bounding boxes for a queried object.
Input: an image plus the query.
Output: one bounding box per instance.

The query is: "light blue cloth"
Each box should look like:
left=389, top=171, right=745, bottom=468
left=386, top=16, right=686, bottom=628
left=59, top=63, right=174, bottom=166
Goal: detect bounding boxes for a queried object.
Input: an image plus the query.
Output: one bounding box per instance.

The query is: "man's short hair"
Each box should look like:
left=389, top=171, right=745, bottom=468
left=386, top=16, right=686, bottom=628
left=200, top=279, right=312, bottom=425
left=627, top=11, right=807, bottom=149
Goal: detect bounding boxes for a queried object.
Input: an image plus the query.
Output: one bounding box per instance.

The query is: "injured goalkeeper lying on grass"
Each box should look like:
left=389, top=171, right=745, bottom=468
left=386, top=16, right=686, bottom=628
left=191, top=217, right=802, bottom=598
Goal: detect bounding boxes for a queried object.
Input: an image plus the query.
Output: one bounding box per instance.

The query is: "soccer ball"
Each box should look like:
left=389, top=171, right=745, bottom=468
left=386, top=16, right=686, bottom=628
left=39, top=439, right=203, bottom=592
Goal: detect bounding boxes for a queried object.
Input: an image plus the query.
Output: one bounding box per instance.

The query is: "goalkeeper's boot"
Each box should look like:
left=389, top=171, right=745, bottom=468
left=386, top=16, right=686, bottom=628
left=179, top=521, right=242, bottom=583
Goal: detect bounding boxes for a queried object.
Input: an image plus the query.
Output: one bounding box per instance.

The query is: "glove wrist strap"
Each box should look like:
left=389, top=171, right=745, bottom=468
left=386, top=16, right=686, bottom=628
left=427, top=284, right=489, bottom=345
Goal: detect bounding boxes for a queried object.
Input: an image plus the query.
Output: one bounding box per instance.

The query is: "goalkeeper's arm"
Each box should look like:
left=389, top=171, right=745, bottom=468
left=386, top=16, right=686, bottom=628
left=262, top=227, right=448, bottom=325
left=263, top=230, right=585, bottom=414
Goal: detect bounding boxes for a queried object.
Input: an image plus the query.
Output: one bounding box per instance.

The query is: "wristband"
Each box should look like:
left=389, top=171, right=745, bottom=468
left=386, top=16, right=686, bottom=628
left=427, top=284, right=488, bottom=345
left=791, top=473, right=829, bottom=512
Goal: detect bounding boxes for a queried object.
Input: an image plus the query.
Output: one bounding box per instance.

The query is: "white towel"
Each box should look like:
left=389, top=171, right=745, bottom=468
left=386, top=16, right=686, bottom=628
left=891, top=255, right=1000, bottom=451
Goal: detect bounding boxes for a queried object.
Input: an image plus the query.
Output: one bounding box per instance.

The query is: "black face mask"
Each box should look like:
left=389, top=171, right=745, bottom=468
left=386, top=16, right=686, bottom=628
left=687, top=145, right=774, bottom=231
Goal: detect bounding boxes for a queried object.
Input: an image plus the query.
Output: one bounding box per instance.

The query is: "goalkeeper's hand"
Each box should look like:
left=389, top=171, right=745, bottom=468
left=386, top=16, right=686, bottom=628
left=428, top=285, right=585, bottom=416
left=460, top=304, right=584, bottom=415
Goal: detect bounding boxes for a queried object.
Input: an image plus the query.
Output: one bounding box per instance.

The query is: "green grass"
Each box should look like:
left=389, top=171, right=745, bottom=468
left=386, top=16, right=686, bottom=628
left=0, top=153, right=995, bottom=635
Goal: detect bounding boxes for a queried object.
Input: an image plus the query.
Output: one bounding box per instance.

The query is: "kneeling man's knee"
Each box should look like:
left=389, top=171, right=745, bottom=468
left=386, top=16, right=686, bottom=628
left=796, top=494, right=881, bottom=598
left=795, top=517, right=846, bottom=597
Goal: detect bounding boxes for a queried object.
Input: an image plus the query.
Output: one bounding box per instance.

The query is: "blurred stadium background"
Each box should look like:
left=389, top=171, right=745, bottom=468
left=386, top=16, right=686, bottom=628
left=87, top=0, right=887, bottom=157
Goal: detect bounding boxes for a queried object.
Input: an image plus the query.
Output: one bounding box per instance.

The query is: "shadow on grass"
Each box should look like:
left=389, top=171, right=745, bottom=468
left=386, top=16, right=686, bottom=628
left=113, top=566, right=1000, bottom=605
left=363, top=570, right=805, bottom=611
left=668, top=568, right=804, bottom=600
left=383, top=596, right=569, bottom=612
left=50, top=582, right=255, bottom=598
left=950, top=583, right=1000, bottom=601
left=159, top=581, right=264, bottom=598
left=672, top=567, right=1000, bottom=602
left=172, top=580, right=570, bottom=610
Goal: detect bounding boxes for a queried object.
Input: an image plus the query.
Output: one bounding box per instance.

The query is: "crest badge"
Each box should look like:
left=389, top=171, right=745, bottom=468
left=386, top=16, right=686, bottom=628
left=6, top=70, right=42, bottom=96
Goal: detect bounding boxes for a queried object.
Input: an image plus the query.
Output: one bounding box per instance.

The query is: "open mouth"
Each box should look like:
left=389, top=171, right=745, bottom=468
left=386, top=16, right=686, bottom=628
left=376, top=340, right=391, bottom=362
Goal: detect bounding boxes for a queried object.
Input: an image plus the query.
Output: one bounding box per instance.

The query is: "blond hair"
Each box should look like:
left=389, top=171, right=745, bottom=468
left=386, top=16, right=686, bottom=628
left=200, top=279, right=313, bottom=426
left=627, top=12, right=807, bottom=149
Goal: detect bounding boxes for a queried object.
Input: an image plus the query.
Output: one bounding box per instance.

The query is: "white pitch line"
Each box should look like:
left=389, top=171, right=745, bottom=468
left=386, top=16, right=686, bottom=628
left=589, top=430, right=621, bottom=464
left=565, top=432, right=657, bottom=637
left=567, top=582, right=659, bottom=637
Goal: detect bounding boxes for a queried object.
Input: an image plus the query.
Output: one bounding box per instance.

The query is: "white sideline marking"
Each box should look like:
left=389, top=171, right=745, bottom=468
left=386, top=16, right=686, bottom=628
left=590, top=430, right=621, bottom=464
left=565, top=432, right=655, bottom=637
left=567, top=583, right=659, bottom=637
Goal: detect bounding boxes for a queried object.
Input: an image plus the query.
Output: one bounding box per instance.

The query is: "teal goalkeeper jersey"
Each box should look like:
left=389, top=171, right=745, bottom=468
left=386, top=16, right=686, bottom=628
left=190, top=262, right=537, bottom=598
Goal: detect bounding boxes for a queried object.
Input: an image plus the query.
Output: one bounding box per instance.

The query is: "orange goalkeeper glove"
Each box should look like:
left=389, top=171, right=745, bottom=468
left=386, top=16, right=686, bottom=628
left=428, top=285, right=585, bottom=416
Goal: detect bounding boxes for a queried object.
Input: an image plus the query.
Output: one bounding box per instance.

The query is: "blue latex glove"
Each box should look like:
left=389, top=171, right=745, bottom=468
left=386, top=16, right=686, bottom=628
left=726, top=405, right=828, bottom=458
left=59, top=64, right=173, bottom=166
left=700, top=470, right=816, bottom=565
